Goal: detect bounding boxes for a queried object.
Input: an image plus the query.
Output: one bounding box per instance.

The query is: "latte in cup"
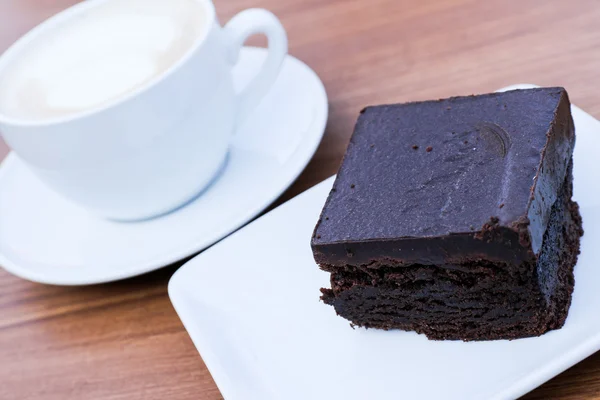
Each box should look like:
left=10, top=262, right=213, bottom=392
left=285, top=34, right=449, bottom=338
left=0, top=0, right=287, bottom=220
left=0, top=0, right=206, bottom=121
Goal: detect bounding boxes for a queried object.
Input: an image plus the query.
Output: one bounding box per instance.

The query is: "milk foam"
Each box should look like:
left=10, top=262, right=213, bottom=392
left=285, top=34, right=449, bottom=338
left=0, top=0, right=206, bottom=121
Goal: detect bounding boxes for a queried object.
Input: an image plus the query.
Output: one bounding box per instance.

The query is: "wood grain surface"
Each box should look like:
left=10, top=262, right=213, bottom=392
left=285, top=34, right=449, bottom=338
left=1, top=0, right=600, bottom=398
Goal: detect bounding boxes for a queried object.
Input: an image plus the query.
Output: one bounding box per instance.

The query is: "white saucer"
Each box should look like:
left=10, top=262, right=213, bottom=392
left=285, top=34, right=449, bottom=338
left=0, top=47, right=328, bottom=285
left=169, top=84, right=600, bottom=400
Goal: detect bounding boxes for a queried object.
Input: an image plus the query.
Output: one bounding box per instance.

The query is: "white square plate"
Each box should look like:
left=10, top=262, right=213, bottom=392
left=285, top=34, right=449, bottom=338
left=169, top=85, right=600, bottom=400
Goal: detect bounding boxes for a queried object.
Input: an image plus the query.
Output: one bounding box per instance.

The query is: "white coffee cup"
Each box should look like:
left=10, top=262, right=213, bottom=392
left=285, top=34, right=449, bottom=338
left=0, top=0, right=287, bottom=220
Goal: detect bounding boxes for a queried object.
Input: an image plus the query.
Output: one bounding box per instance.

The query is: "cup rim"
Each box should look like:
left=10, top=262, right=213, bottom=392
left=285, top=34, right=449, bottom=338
left=0, top=0, right=216, bottom=128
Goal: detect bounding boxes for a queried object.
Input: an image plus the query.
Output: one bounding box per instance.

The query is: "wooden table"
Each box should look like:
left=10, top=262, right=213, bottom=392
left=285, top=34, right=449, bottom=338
left=1, top=0, right=600, bottom=398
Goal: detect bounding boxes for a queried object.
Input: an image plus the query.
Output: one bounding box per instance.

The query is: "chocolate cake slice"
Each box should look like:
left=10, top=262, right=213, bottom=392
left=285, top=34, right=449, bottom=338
left=311, top=87, right=583, bottom=341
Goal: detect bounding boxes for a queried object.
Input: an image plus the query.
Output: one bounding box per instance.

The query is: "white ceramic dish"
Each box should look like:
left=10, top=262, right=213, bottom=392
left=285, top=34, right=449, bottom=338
left=0, top=47, right=328, bottom=285
left=169, top=84, right=600, bottom=400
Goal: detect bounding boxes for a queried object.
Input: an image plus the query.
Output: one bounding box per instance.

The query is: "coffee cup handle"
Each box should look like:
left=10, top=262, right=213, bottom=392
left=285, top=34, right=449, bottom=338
left=223, top=9, right=288, bottom=126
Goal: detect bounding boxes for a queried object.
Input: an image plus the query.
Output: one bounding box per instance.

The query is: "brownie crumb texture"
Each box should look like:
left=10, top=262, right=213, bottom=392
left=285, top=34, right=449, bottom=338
left=311, top=88, right=582, bottom=341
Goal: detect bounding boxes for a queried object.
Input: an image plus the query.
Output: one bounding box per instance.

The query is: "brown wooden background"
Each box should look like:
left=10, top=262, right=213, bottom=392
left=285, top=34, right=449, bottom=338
left=2, top=0, right=600, bottom=398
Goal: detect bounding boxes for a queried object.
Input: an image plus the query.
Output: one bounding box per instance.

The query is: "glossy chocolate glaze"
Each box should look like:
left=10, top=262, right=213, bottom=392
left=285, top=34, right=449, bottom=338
left=311, top=88, right=575, bottom=267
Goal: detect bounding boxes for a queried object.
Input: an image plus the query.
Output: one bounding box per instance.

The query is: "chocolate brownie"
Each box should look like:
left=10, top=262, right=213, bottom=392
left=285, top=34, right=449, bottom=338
left=311, top=87, right=583, bottom=341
